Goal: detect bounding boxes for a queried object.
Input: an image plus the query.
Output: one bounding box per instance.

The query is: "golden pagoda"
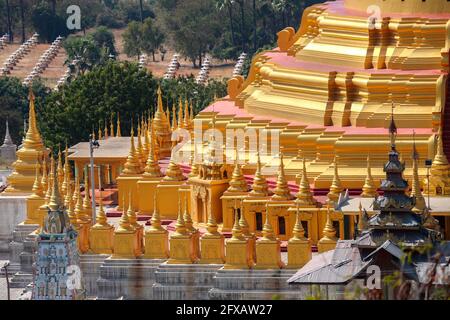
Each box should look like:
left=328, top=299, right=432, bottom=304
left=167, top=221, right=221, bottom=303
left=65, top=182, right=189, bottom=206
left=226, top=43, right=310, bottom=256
left=317, top=206, right=338, bottom=253
left=152, top=87, right=172, bottom=158
left=3, top=90, right=47, bottom=195
left=195, top=0, right=450, bottom=192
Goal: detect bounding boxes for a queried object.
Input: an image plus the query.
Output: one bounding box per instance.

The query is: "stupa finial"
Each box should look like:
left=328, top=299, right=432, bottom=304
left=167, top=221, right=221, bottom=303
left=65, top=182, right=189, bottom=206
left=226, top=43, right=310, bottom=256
left=250, top=152, right=269, bottom=197
left=361, top=154, right=378, bottom=198
left=272, top=153, right=293, bottom=200
left=296, top=156, right=315, bottom=205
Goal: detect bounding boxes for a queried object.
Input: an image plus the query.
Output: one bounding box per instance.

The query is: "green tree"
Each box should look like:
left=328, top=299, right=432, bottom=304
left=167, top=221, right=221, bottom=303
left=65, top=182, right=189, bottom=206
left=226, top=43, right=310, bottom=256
left=31, top=1, right=68, bottom=42
left=63, top=36, right=104, bottom=75
left=141, top=18, right=165, bottom=62
left=0, top=77, right=50, bottom=145
left=39, top=61, right=158, bottom=149
left=90, top=26, right=118, bottom=57
left=164, top=0, right=222, bottom=68
left=214, top=0, right=236, bottom=47
left=123, top=21, right=143, bottom=59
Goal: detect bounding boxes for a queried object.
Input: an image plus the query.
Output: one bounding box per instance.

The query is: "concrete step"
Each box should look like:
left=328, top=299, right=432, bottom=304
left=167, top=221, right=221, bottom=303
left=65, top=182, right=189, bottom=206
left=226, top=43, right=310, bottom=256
left=9, top=272, right=32, bottom=288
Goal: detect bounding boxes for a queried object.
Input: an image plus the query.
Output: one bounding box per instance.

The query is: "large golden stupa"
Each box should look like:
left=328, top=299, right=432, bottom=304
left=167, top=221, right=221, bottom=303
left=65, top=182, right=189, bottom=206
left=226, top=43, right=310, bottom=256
left=199, top=0, right=450, bottom=190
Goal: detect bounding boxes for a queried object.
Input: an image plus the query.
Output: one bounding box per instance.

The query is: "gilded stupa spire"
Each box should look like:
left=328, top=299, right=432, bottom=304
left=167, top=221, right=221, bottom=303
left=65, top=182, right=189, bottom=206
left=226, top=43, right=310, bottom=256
left=64, top=175, right=72, bottom=209
left=154, top=87, right=166, bottom=124
left=321, top=206, right=337, bottom=241
left=249, top=152, right=269, bottom=197
left=142, top=125, right=150, bottom=159
left=24, top=89, right=44, bottom=149
left=177, top=99, right=184, bottom=129
left=48, top=160, right=63, bottom=212
left=411, top=131, right=426, bottom=213
left=230, top=205, right=245, bottom=241
left=174, top=197, right=187, bottom=235
left=238, top=199, right=250, bottom=236
left=171, top=104, right=177, bottom=131
left=361, top=154, right=378, bottom=198
left=82, top=167, right=91, bottom=213
left=98, top=125, right=102, bottom=140
left=31, top=164, right=44, bottom=199
left=188, top=152, right=199, bottom=178
left=74, top=177, right=86, bottom=222
left=136, top=123, right=146, bottom=167
left=45, top=157, right=55, bottom=203
left=272, top=153, right=293, bottom=200
left=163, top=148, right=185, bottom=181
left=327, top=156, right=343, bottom=203
left=122, top=127, right=143, bottom=175
left=183, top=192, right=195, bottom=232
left=93, top=187, right=109, bottom=228
left=61, top=144, right=70, bottom=196
left=117, top=195, right=133, bottom=232
left=227, top=150, right=248, bottom=193
left=66, top=183, right=77, bottom=225
left=57, top=146, right=64, bottom=189
left=3, top=89, right=46, bottom=194
left=262, top=204, right=276, bottom=240
left=296, top=156, right=315, bottom=205
left=432, top=124, right=449, bottom=167
left=116, top=113, right=122, bottom=137
left=292, top=203, right=306, bottom=240
left=150, top=191, right=164, bottom=231
left=189, top=101, right=194, bottom=127
left=110, top=114, right=114, bottom=138
left=127, top=191, right=138, bottom=227
left=104, top=119, right=109, bottom=139
left=183, top=99, right=190, bottom=129
left=41, top=156, right=48, bottom=192
left=143, top=124, right=163, bottom=178
left=206, top=193, right=219, bottom=235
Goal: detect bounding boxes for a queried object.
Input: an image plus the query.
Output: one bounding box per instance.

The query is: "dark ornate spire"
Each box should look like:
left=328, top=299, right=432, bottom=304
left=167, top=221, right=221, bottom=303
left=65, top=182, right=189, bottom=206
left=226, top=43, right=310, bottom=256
left=361, top=109, right=439, bottom=248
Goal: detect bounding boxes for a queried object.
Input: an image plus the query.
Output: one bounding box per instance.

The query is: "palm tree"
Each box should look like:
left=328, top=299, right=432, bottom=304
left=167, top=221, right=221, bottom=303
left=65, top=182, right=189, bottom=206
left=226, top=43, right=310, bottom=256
left=5, top=0, right=13, bottom=42
left=19, top=0, right=26, bottom=43
left=235, top=0, right=246, bottom=52
left=139, top=0, right=144, bottom=23
left=215, top=0, right=236, bottom=47
left=252, top=0, right=257, bottom=53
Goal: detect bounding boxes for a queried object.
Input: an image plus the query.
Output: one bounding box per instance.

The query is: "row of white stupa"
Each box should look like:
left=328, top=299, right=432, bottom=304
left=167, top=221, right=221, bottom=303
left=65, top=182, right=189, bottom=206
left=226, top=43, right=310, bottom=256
left=54, top=58, right=78, bottom=91
left=232, top=52, right=247, bottom=77
left=195, top=57, right=211, bottom=85
left=163, top=54, right=181, bottom=79
left=1, top=33, right=39, bottom=75
left=0, top=34, right=9, bottom=49
left=23, top=36, right=63, bottom=86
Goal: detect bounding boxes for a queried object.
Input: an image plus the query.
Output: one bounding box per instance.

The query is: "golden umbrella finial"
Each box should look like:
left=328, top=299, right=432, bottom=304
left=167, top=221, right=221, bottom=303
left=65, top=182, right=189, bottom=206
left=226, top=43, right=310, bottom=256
left=48, top=158, right=63, bottom=211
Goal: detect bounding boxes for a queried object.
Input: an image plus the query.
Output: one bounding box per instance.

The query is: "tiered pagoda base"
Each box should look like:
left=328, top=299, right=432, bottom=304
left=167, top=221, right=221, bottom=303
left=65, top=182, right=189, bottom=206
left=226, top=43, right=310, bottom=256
left=96, top=257, right=166, bottom=300
left=153, top=263, right=222, bottom=300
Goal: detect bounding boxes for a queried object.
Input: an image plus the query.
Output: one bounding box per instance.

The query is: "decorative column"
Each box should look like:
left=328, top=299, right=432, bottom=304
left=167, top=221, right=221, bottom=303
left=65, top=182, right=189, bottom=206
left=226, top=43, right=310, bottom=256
left=112, top=195, right=139, bottom=259
left=224, top=209, right=253, bottom=269
left=287, top=203, right=312, bottom=268
left=199, top=193, right=225, bottom=264
left=167, top=198, right=196, bottom=264
left=317, top=206, right=338, bottom=253
left=143, top=192, right=169, bottom=259
left=89, top=190, right=114, bottom=254
left=254, top=205, right=284, bottom=269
